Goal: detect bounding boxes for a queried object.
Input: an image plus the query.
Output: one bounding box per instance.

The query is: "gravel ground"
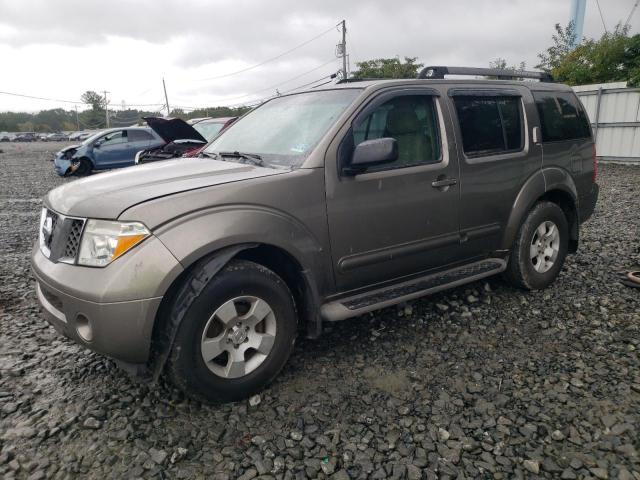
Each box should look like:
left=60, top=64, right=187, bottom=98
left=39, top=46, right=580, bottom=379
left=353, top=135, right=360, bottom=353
left=0, top=142, right=639, bottom=480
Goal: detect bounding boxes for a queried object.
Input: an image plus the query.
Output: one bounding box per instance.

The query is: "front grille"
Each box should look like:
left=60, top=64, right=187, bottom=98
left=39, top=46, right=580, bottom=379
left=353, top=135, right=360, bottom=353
left=40, top=208, right=85, bottom=263
left=63, top=219, right=84, bottom=259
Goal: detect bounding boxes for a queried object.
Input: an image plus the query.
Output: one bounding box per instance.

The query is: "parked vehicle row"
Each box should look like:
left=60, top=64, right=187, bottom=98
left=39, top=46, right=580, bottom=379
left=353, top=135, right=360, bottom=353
left=53, top=116, right=237, bottom=176
left=33, top=66, right=598, bottom=402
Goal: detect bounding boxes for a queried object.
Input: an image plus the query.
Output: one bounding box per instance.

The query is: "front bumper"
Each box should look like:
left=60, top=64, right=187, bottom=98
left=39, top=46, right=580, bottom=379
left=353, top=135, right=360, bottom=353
left=31, top=236, right=184, bottom=364
left=53, top=154, right=71, bottom=176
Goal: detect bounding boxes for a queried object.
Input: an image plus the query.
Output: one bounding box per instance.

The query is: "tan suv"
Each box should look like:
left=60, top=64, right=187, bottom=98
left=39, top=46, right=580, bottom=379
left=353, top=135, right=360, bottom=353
left=32, top=66, right=599, bottom=402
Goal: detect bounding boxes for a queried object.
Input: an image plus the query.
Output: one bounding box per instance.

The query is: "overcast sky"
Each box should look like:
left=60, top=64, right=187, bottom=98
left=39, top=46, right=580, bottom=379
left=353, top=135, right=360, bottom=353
left=1, top=0, right=638, bottom=113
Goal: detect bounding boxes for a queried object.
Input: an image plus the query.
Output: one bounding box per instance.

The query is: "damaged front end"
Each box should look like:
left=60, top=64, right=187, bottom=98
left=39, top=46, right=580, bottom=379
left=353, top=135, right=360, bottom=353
left=53, top=145, right=81, bottom=176
left=135, top=141, right=205, bottom=165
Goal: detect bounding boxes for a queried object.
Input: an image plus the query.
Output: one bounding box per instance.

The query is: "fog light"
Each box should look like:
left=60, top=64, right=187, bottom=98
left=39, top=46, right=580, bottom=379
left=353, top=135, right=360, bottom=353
left=75, top=314, right=93, bottom=342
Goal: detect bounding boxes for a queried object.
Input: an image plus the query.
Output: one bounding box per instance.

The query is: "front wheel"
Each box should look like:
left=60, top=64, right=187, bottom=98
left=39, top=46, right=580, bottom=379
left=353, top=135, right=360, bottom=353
left=71, top=157, right=92, bottom=176
left=504, top=201, right=569, bottom=290
left=166, top=260, right=297, bottom=403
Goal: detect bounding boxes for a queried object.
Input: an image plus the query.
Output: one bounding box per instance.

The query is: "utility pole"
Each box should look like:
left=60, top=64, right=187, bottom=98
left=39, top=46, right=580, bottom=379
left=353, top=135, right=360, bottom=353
left=163, top=78, right=171, bottom=116
left=569, top=0, right=586, bottom=48
left=102, top=90, right=110, bottom=128
left=74, top=105, right=79, bottom=131
left=341, top=20, right=347, bottom=80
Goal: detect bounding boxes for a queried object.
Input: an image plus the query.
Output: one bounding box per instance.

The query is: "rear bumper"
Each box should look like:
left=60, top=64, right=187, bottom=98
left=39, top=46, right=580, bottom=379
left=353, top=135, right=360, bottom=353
left=579, top=183, right=599, bottom=223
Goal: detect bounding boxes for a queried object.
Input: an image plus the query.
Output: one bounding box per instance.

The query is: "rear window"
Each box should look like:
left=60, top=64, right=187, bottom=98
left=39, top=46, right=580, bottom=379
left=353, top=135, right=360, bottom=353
left=453, top=96, right=523, bottom=157
left=532, top=91, right=591, bottom=142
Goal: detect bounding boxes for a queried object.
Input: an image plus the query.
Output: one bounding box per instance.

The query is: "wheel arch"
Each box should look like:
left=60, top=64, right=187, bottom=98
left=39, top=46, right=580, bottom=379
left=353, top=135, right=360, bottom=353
left=148, top=242, right=322, bottom=381
left=501, top=168, right=579, bottom=252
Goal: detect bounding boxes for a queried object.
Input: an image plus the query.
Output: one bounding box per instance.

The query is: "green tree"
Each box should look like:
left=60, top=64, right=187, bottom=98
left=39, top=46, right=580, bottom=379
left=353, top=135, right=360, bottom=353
left=352, top=57, right=423, bottom=79
left=538, top=23, right=640, bottom=86
left=536, top=23, right=577, bottom=72
left=80, top=91, right=105, bottom=110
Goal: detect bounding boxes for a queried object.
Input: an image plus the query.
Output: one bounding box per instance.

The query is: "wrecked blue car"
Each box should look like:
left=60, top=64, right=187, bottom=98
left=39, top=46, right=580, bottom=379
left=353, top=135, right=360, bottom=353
left=53, top=127, right=164, bottom=176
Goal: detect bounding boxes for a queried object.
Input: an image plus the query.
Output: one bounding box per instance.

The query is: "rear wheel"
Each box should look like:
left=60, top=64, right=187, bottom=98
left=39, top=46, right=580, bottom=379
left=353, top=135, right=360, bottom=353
left=505, top=201, right=569, bottom=290
left=166, top=260, right=297, bottom=403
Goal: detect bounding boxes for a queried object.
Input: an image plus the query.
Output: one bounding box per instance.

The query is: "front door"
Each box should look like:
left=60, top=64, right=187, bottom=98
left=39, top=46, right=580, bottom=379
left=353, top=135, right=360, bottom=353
left=93, top=130, right=130, bottom=169
left=325, top=88, right=461, bottom=292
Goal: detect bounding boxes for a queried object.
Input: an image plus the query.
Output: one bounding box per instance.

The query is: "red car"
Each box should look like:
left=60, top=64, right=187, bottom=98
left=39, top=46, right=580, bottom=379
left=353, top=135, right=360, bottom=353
left=135, top=116, right=237, bottom=164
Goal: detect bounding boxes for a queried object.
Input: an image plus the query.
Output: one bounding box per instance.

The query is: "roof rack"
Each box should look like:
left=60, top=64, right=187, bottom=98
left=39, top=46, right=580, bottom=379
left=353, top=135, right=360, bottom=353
left=417, top=66, right=553, bottom=82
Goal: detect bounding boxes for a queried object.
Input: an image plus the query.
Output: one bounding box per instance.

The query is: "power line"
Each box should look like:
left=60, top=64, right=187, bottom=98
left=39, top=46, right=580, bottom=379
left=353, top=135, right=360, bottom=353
left=193, top=22, right=341, bottom=82
left=0, top=90, right=84, bottom=104
left=594, top=0, right=608, bottom=33
left=625, top=0, right=640, bottom=27
left=176, top=58, right=339, bottom=109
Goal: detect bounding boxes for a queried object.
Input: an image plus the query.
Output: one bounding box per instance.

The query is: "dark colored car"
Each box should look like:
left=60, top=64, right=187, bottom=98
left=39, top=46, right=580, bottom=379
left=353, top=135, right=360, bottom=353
left=46, top=132, right=69, bottom=142
left=32, top=66, right=598, bottom=402
left=14, top=132, right=37, bottom=142
left=135, top=116, right=237, bottom=164
left=53, top=127, right=164, bottom=176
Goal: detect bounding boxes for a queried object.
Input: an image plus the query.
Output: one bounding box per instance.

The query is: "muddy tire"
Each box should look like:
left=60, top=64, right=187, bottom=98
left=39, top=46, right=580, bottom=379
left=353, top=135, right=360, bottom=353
left=504, top=201, right=569, bottom=290
left=166, top=260, right=297, bottom=403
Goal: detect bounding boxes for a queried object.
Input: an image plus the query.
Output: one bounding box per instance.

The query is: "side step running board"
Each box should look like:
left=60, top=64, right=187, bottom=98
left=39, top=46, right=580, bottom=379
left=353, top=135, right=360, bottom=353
left=321, top=259, right=506, bottom=322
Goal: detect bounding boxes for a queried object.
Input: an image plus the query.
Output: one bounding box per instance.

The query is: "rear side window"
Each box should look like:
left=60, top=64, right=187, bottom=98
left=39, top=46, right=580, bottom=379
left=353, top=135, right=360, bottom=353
left=453, top=96, right=524, bottom=157
left=532, top=91, right=591, bottom=142
left=128, top=129, right=154, bottom=142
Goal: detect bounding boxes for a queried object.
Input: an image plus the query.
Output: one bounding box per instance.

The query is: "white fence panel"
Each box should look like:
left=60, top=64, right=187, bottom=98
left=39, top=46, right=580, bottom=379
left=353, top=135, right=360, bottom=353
left=573, top=83, right=640, bottom=163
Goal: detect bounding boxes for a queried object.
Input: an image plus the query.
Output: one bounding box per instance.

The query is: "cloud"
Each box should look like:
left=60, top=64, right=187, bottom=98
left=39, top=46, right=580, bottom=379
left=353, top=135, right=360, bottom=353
left=0, top=0, right=638, bottom=111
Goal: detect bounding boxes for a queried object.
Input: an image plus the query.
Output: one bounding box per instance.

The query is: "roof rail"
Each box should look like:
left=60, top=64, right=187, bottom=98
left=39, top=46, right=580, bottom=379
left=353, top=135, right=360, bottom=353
left=417, top=66, right=553, bottom=82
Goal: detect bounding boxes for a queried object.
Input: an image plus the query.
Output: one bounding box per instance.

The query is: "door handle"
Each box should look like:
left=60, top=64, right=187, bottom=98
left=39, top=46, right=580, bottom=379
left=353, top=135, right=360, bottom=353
left=431, top=177, right=457, bottom=189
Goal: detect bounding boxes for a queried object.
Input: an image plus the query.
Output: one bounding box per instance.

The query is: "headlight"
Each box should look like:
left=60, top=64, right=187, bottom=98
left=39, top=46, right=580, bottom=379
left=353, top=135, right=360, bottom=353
left=78, top=219, right=150, bottom=267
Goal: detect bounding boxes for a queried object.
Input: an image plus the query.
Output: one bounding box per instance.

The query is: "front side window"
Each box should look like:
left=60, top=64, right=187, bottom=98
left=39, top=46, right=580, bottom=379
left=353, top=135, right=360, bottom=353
left=99, top=130, right=127, bottom=147
left=533, top=91, right=591, bottom=142
left=205, top=89, right=361, bottom=168
left=453, top=96, right=524, bottom=157
left=352, top=95, right=441, bottom=170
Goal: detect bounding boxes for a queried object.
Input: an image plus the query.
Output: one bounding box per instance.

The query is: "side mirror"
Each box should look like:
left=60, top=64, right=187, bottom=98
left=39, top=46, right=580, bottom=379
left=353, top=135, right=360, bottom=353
left=93, top=142, right=101, bottom=148
left=343, top=137, right=398, bottom=175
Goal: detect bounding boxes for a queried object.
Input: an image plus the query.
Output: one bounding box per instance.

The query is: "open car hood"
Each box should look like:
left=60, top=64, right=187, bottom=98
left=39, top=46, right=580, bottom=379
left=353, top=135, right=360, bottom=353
left=144, top=116, right=207, bottom=143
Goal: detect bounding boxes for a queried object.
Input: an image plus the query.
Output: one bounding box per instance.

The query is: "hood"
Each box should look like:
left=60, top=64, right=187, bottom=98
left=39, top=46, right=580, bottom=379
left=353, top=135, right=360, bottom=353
left=59, top=144, right=81, bottom=153
left=144, top=116, right=207, bottom=143
left=46, top=157, right=285, bottom=220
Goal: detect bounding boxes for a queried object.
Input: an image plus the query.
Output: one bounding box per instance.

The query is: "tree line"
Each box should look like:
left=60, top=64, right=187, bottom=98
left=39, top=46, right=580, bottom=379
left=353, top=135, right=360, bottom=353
left=0, top=91, right=250, bottom=133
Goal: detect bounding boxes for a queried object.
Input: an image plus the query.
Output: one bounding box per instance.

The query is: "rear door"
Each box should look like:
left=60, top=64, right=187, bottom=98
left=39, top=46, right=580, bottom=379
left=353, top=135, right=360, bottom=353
left=127, top=129, right=158, bottom=163
left=325, top=88, right=462, bottom=292
left=531, top=90, right=594, bottom=197
left=446, top=86, right=542, bottom=257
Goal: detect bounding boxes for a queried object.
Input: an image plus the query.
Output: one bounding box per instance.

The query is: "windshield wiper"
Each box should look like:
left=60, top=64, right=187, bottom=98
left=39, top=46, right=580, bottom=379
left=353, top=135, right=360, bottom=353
left=218, top=151, right=264, bottom=166
left=198, top=151, right=221, bottom=160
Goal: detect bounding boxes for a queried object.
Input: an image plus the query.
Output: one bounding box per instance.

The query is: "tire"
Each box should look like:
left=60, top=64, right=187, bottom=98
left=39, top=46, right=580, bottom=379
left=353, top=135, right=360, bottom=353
left=166, top=259, right=297, bottom=403
left=504, top=201, right=569, bottom=290
left=73, top=157, right=92, bottom=176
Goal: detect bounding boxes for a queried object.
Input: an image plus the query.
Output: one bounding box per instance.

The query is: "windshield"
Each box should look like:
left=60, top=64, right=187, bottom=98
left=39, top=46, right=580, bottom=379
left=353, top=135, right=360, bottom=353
left=193, top=122, right=224, bottom=141
left=204, top=89, right=361, bottom=167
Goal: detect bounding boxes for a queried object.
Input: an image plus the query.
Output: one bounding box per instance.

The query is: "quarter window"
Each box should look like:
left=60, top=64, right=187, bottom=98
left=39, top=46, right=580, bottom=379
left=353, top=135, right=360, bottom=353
left=453, top=96, right=524, bottom=157
left=532, top=91, right=591, bottom=142
left=352, top=95, right=441, bottom=169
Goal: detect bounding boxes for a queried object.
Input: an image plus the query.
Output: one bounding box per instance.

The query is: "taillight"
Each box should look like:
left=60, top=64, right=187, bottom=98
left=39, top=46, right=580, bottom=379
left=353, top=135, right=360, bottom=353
left=592, top=143, right=598, bottom=182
